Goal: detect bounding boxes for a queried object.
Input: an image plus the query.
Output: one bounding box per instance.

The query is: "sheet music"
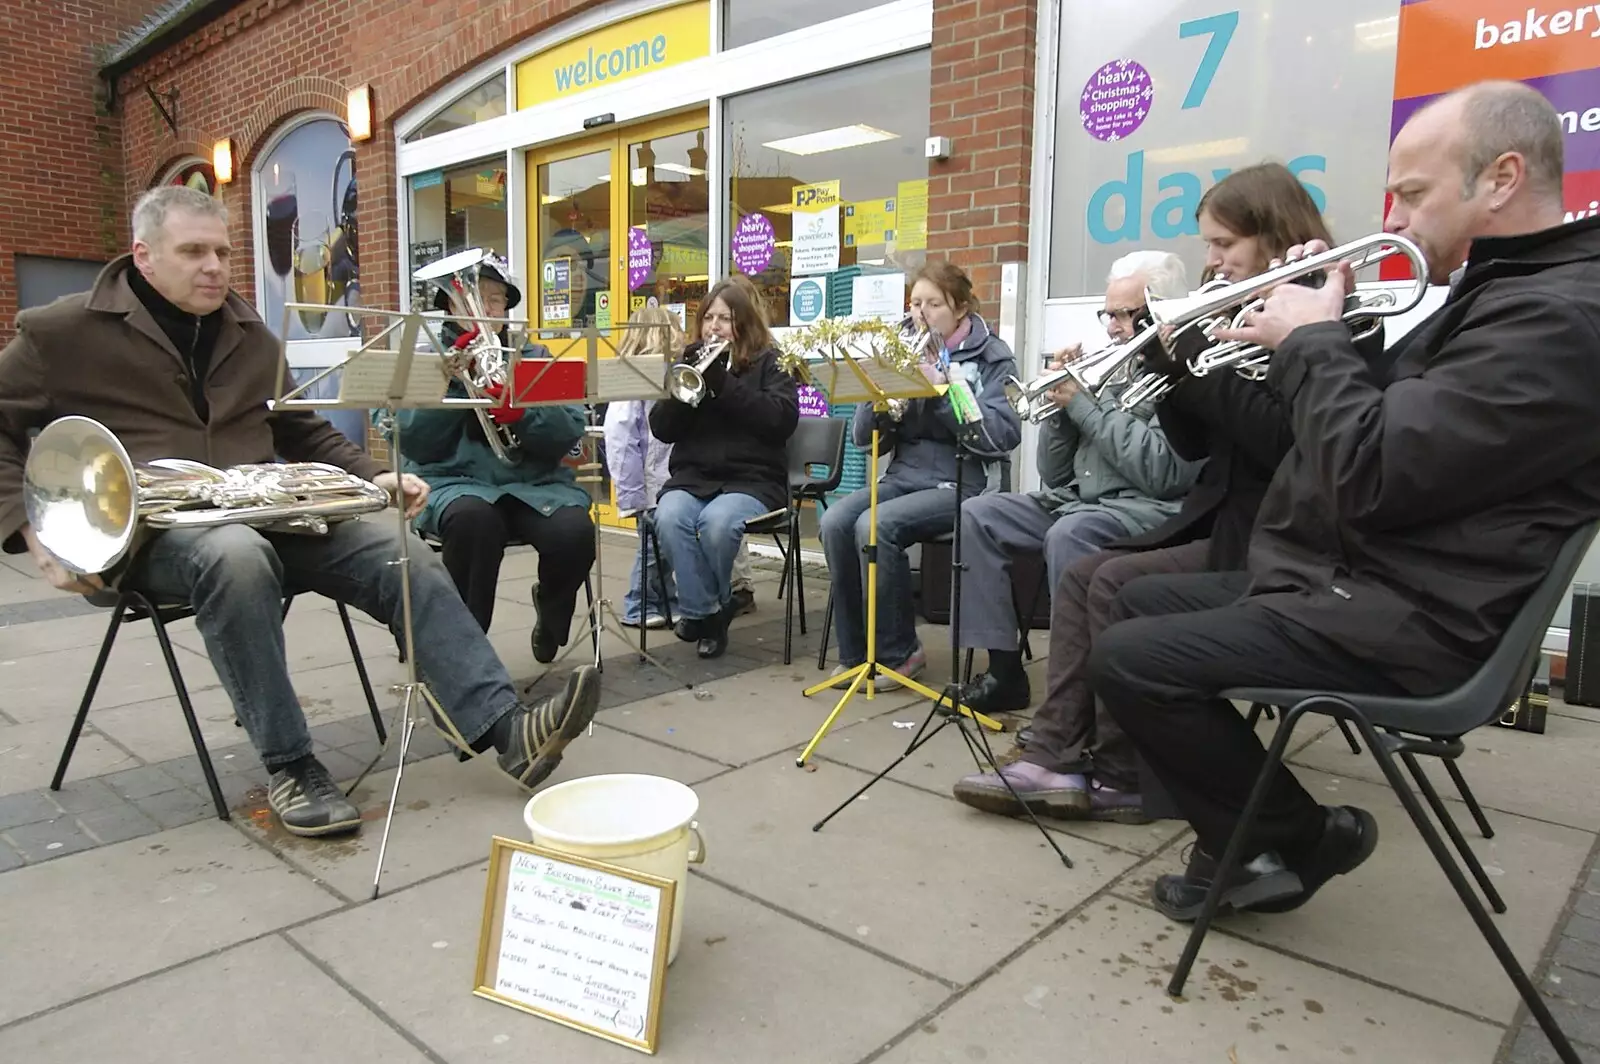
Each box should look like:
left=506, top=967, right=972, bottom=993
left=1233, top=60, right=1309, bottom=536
left=811, top=356, right=939, bottom=404
left=336, top=349, right=450, bottom=405
left=593, top=355, right=668, bottom=402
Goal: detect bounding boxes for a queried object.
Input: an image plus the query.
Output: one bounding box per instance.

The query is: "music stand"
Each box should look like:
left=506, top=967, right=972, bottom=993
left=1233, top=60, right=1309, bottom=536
left=787, top=324, right=1006, bottom=767
left=270, top=299, right=589, bottom=898
left=507, top=325, right=709, bottom=702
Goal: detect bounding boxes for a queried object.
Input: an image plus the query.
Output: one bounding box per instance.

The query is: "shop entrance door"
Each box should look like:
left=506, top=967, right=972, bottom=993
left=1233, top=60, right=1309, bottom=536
left=527, top=109, right=711, bottom=523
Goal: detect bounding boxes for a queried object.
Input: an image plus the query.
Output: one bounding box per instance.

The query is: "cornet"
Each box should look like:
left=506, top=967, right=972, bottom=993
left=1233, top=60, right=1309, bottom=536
left=668, top=337, right=731, bottom=407
left=1159, top=233, right=1430, bottom=380
left=886, top=323, right=940, bottom=421
left=414, top=248, right=522, bottom=466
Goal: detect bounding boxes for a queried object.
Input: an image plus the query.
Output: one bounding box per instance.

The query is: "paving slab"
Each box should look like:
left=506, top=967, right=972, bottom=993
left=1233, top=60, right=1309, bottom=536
left=0, top=610, right=161, bottom=655
left=288, top=863, right=949, bottom=1063
left=601, top=661, right=922, bottom=767
left=234, top=724, right=726, bottom=901
left=0, top=717, right=139, bottom=797
left=0, top=935, right=432, bottom=1063
left=0, top=819, right=340, bottom=1025
left=873, top=895, right=1504, bottom=1064
left=0, top=632, right=221, bottom=725
left=686, top=754, right=1140, bottom=984
left=1110, top=769, right=1591, bottom=1024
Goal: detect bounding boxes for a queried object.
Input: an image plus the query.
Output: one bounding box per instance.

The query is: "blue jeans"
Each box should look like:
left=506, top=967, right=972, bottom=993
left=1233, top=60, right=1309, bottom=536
left=127, top=518, right=521, bottom=771
left=653, top=489, right=768, bottom=620
left=624, top=512, right=678, bottom=624
left=820, top=480, right=957, bottom=667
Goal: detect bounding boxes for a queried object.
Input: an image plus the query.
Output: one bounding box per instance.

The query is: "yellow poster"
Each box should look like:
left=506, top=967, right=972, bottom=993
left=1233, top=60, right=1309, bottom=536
left=791, top=180, right=840, bottom=210
left=843, top=198, right=895, bottom=247
left=896, top=179, right=928, bottom=251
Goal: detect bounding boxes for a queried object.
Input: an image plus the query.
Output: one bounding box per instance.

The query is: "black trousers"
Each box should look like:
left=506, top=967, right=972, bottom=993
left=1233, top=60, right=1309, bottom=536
left=436, top=496, right=595, bottom=633
left=1087, top=572, right=1404, bottom=862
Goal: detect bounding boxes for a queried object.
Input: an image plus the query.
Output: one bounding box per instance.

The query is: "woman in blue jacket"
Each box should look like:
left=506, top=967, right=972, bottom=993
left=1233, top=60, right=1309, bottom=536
left=819, top=261, right=1023, bottom=686
left=386, top=259, right=595, bottom=663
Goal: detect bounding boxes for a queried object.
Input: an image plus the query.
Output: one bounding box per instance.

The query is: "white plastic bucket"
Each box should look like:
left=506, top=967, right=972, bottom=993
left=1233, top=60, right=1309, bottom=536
left=522, top=773, right=705, bottom=965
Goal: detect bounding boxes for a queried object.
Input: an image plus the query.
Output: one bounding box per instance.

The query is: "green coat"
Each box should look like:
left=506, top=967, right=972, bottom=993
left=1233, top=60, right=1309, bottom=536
left=374, top=381, right=591, bottom=537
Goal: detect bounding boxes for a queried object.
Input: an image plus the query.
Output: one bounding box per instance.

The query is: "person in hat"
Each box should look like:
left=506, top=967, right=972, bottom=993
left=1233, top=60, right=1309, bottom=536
left=383, top=253, right=597, bottom=663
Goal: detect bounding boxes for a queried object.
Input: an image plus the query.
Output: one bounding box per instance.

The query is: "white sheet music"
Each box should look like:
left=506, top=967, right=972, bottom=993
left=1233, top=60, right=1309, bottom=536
left=336, top=350, right=450, bottom=405
left=594, top=355, right=668, bottom=402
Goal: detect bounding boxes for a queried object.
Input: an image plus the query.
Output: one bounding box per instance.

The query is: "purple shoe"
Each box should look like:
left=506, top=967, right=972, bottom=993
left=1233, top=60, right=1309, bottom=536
left=952, top=760, right=1090, bottom=818
left=1086, top=780, right=1150, bottom=824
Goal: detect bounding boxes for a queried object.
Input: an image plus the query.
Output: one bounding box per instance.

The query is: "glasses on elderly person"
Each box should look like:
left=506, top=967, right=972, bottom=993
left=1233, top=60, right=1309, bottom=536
left=1097, top=305, right=1150, bottom=327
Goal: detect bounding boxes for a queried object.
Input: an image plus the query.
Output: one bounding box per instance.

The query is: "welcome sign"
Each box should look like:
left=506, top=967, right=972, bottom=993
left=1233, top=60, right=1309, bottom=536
left=516, top=1, right=710, bottom=110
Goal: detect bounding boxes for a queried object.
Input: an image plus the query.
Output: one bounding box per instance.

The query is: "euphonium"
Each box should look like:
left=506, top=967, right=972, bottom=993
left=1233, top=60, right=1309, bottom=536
left=415, top=248, right=521, bottom=466
left=23, top=416, right=391, bottom=580
left=667, top=337, right=731, bottom=407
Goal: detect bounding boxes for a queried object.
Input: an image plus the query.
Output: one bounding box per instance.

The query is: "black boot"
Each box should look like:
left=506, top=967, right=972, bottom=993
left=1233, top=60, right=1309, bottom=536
left=531, top=581, right=576, bottom=664
left=963, top=671, right=1032, bottom=714
left=696, top=600, right=734, bottom=659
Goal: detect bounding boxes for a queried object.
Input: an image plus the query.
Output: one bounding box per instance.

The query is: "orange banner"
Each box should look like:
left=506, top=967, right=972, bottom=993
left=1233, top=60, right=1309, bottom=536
left=1395, top=1, right=1600, bottom=99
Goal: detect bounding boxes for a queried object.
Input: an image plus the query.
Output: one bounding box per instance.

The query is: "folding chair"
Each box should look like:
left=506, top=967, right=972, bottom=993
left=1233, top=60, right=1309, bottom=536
left=747, top=416, right=848, bottom=665
left=1167, top=521, right=1600, bottom=1064
left=51, top=588, right=385, bottom=822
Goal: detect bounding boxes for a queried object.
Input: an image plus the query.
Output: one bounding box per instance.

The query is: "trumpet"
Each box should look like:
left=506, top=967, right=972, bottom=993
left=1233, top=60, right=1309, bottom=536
left=668, top=337, right=731, bottom=406
left=1159, top=234, right=1429, bottom=379
left=24, top=415, right=390, bottom=579
left=415, top=248, right=521, bottom=466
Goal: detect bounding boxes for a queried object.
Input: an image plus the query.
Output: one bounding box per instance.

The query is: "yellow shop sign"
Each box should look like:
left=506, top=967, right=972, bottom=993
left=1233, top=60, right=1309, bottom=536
left=516, top=1, right=710, bottom=110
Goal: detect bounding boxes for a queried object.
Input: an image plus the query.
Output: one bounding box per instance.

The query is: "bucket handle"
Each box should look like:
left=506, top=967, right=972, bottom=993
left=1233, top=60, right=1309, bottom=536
left=687, top=820, right=706, bottom=864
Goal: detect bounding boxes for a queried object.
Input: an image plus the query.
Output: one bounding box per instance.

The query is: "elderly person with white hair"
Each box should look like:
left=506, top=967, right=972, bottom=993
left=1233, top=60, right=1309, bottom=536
left=952, top=249, right=1201, bottom=716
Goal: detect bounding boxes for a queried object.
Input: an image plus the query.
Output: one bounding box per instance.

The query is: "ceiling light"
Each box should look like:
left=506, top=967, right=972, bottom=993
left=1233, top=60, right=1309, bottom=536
left=1144, top=137, right=1249, bottom=164
left=1355, top=15, right=1398, bottom=49
left=655, top=163, right=705, bottom=176
left=762, top=125, right=899, bottom=156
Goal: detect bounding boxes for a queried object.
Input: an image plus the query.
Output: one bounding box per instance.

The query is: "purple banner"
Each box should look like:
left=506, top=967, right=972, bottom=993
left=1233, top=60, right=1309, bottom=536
left=1392, top=68, right=1600, bottom=174
left=1078, top=59, right=1153, bottom=143
left=732, top=213, right=775, bottom=275
left=797, top=385, right=828, bottom=418
left=627, top=227, right=652, bottom=291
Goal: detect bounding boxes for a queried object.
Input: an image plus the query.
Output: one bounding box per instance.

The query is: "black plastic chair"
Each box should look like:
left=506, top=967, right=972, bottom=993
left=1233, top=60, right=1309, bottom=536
left=1167, top=522, right=1600, bottom=1064
left=748, top=415, right=849, bottom=665
left=51, top=588, right=385, bottom=822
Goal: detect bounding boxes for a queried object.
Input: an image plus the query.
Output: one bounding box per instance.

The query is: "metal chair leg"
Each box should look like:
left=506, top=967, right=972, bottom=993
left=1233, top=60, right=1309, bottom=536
left=140, top=595, right=229, bottom=821
left=584, top=578, right=601, bottom=672
left=1444, top=759, right=1494, bottom=839
left=793, top=508, right=808, bottom=637
left=335, top=601, right=387, bottom=744
left=1335, top=718, right=1363, bottom=754
left=817, top=588, right=834, bottom=671
left=50, top=601, right=127, bottom=792
left=1398, top=748, right=1505, bottom=913
left=782, top=514, right=797, bottom=666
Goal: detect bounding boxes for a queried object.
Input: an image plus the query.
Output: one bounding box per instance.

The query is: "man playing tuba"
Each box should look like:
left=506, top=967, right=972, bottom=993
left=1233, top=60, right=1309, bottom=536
left=0, top=186, right=600, bottom=838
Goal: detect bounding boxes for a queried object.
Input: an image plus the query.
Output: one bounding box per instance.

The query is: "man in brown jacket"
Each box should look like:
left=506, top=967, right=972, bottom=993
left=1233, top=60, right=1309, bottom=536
left=0, top=186, right=599, bottom=838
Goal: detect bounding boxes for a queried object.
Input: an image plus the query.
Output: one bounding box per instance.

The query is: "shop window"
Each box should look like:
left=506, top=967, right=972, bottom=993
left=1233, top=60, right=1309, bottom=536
left=721, top=0, right=888, bottom=49
left=15, top=255, right=105, bottom=310
left=251, top=115, right=364, bottom=444
left=724, top=49, right=930, bottom=327
left=161, top=157, right=218, bottom=196
left=1046, top=0, right=1400, bottom=297
left=405, top=74, right=508, bottom=142
left=407, top=159, right=510, bottom=308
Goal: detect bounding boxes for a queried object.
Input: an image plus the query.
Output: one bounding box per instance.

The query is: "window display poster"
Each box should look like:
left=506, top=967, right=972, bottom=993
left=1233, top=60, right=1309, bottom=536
left=896, top=179, right=928, bottom=251
left=843, top=198, right=896, bottom=247
left=790, top=275, right=829, bottom=324
left=792, top=204, right=841, bottom=275
left=542, top=257, right=572, bottom=327
left=791, top=180, right=841, bottom=209
left=256, top=118, right=361, bottom=338
left=1381, top=0, right=1600, bottom=277
left=851, top=272, right=905, bottom=317
left=1050, top=1, right=1401, bottom=297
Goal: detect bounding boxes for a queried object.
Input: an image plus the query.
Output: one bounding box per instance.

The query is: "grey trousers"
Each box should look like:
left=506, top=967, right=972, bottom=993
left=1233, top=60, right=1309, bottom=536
left=955, top=493, right=1127, bottom=651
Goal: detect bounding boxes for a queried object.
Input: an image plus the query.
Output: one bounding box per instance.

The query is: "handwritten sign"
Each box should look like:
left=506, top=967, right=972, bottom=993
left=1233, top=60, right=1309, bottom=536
left=474, top=837, right=675, bottom=1054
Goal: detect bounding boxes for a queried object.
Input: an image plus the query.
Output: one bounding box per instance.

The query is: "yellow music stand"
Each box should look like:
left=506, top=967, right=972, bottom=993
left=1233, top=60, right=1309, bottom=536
left=787, top=322, right=1005, bottom=768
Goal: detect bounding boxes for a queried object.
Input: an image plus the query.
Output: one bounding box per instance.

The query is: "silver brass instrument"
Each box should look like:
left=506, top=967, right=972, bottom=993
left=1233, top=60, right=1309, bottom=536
left=414, top=248, right=521, bottom=465
left=1158, top=234, right=1430, bottom=380
left=668, top=337, right=731, bottom=407
left=887, top=323, right=940, bottom=421
left=24, top=415, right=391, bottom=578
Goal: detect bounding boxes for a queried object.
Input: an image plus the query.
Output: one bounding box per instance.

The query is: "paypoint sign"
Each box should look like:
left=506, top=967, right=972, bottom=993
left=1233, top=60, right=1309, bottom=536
left=516, top=1, right=710, bottom=110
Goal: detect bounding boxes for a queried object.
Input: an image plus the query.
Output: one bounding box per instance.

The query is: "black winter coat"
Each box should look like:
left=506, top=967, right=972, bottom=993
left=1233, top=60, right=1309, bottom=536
left=1244, top=216, right=1600, bottom=695
left=648, top=342, right=799, bottom=513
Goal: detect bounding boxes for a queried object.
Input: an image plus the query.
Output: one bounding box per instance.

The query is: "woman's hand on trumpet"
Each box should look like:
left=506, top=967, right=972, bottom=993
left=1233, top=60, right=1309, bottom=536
left=1212, top=244, right=1353, bottom=353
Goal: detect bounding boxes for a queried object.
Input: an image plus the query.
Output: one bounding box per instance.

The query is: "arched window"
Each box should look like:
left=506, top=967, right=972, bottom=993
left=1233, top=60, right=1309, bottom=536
left=158, top=157, right=218, bottom=196
left=251, top=114, right=360, bottom=347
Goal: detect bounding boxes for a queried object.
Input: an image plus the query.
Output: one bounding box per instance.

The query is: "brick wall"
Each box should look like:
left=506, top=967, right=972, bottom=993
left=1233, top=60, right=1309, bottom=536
left=0, top=0, right=175, bottom=342
left=926, top=0, right=1037, bottom=312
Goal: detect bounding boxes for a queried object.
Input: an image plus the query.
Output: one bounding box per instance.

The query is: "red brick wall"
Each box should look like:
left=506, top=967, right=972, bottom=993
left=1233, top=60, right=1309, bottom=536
left=0, top=0, right=175, bottom=342
left=926, top=0, right=1037, bottom=311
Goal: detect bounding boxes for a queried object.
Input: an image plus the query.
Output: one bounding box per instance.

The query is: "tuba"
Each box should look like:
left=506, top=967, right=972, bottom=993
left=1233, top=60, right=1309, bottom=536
left=23, top=416, right=391, bottom=580
left=414, top=248, right=521, bottom=465
left=667, top=337, right=731, bottom=407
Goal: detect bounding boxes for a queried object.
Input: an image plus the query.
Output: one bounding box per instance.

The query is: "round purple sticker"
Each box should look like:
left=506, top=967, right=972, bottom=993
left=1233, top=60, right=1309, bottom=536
left=627, top=226, right=653, bottom=291
left=731, top=213, right=775, bottom=275
left=1079, top=59, right=1154, bottom=142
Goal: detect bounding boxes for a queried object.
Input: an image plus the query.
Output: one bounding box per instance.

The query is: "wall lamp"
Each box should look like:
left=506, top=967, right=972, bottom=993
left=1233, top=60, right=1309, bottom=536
left=213, top=137, right=235, bottom=184
left=347, top=84, right=374, bottom=142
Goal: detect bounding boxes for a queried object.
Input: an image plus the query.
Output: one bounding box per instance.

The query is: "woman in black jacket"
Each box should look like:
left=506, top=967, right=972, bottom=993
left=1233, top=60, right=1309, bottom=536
left=953, top=162, right=1371, bottom=823
left=649, top=279, right=799, bottom=658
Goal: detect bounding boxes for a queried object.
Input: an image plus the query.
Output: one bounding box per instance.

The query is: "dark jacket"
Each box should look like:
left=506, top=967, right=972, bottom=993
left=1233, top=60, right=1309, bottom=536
left=1245, top=216, right=1600, bottom=695
left=850, top=313, right=1022, bottom=496
left=649, top=342, right=799, bottom=513
left=1109, top=324, right=1378, bottom=570
left=0, top=255, right=387, bottom=554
